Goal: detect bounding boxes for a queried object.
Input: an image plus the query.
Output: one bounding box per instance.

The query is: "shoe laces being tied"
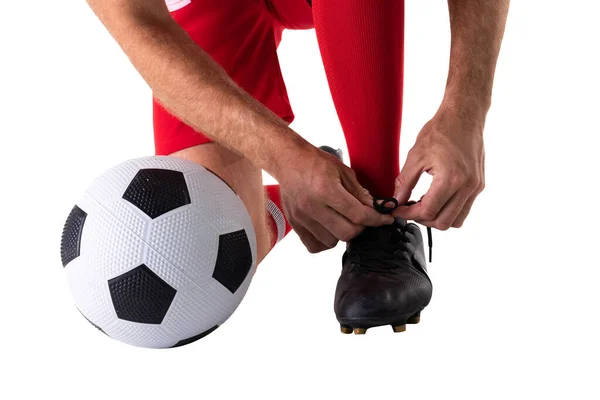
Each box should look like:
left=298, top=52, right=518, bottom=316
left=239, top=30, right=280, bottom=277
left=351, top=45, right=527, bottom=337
left=360, top=197, right=433, bottom=265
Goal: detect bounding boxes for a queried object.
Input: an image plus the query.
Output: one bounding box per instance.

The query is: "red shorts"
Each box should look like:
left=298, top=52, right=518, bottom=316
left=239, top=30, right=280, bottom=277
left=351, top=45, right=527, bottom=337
left=154, top=0, right=314, bottom=155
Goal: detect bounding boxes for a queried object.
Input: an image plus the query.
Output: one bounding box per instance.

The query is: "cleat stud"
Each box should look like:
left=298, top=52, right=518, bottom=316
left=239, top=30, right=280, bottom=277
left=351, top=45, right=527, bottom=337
left=340, top=325, right=353, bottom=334
left=353, top=328, right=367, bottom=335
left=407, top=315, right=421, bottom=324
left=392, top=324, right=406, bottom=333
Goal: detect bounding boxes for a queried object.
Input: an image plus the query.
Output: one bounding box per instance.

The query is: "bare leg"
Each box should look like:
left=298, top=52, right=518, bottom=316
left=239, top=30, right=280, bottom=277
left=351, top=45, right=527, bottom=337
left=171, top=143, right=272, bottom=264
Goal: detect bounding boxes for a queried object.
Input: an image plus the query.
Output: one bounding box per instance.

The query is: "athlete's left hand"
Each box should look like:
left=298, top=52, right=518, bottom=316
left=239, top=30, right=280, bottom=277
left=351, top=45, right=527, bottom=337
left=393, top=106, right=486, bottom=230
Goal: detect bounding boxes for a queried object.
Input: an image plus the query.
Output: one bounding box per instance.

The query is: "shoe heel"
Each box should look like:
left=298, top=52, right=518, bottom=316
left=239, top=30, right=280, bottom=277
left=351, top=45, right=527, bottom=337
left=340, top=325, right=353, bottom=334
left=407, top=312, right=421, bottom=324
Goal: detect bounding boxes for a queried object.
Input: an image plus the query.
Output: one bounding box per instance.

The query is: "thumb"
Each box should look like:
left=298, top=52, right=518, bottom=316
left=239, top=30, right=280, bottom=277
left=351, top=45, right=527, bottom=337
left=395, top=153, right=423, bottom=204
left=341, top=169, right=374, bottom=207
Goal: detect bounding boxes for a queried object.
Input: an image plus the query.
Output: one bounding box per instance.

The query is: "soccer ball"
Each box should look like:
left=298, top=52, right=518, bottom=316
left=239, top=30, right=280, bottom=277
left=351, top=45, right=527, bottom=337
left=60, top=156, right=256, bottom=348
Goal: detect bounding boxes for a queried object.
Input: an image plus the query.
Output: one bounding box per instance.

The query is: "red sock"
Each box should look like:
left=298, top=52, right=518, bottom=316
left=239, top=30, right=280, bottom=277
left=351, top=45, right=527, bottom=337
left=265, top=185, right=293, bottom=249
left=314, top=0, right=405, bottom=198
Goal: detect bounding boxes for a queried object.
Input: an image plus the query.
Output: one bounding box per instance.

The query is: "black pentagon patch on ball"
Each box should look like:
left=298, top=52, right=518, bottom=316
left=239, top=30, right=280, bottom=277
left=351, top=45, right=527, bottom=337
left=122, top=168, right=190, bottom=219
left=212, top=230, right=253, bottom=293
left=171, top=325, right=219, bottom=348
left=61, top=205, right=87, bottom=267
left=108, top=264, right=176, bottom=324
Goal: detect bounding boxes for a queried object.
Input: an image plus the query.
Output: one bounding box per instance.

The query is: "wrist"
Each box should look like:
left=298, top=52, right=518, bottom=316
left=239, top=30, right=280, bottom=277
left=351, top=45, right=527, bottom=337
left=439, top=92, right=490, bottom=129
left=433, top=101, right=487, bottom=139
left=263, top=132, right=317, bottom=182
left=442, top=74, right=493, bottom=116
left=443, top=87, right=490, bottom=110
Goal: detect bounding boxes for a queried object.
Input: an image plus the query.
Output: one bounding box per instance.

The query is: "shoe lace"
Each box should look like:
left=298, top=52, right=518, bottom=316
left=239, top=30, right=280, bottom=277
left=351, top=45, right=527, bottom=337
left=374, top=197, right=433, bottom=262
left=348, top=197, right=433, bottom=272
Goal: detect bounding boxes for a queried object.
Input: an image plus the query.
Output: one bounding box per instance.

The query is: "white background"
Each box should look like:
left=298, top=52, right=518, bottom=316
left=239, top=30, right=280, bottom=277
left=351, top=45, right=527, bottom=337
left=1, top=0, right=599, bottom=399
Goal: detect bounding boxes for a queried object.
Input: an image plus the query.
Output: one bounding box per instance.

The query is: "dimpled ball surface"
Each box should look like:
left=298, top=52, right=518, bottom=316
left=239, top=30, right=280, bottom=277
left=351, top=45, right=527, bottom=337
left=60, top=156, right=256, bottom=348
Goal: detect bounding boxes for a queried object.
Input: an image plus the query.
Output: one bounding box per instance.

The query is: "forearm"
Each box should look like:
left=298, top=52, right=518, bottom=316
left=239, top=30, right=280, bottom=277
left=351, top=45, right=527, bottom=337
left=442, top=0, right=510, bottom=120
left=86, top=0, right=311, bottom=179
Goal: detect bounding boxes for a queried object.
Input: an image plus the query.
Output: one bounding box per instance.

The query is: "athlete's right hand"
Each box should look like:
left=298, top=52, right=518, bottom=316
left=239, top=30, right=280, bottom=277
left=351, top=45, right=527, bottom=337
left=277, top=146, right=394, bottom=253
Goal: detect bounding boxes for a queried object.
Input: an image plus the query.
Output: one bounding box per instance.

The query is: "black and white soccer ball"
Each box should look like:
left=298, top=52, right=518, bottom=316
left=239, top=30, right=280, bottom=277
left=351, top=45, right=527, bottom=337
left=60, top=156, right=256, bottom=348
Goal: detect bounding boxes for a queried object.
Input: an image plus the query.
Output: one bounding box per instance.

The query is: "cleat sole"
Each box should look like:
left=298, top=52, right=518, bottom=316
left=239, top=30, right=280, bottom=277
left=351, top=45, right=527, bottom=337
left=407, top=314, right=421, bottom=324
left=340, top=325, right=353, bottom=334
left=338, top=311, right=424, bottom=334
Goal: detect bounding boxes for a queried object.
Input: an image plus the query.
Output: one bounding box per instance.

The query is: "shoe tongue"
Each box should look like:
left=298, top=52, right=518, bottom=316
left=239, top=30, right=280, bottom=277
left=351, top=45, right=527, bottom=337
left=363, top=219, right=406, bottom=245
left=393, top=217, right=407, bottom=228
left=388, top=220, right=407, bottom=243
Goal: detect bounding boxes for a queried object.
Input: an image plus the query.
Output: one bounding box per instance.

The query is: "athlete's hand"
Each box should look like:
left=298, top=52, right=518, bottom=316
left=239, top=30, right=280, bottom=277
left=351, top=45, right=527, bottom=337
left=278, top=147, right=394, bottom=253
left=393, top=107, right=486, bottom=230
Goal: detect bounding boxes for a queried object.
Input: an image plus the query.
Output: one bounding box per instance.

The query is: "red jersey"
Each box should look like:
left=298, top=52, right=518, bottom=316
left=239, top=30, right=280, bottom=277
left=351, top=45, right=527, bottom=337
left=153, top=0, right=314, bottom=155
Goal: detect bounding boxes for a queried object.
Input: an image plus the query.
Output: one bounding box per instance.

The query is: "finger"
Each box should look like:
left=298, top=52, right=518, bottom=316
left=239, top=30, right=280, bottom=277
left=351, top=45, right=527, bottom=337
left=452, top=193, right=478, bottom=228
left=319, top=207, right=364, bottom=242
left=394, top=151, right=425, bottom=204
left=416, top=189, right=472, bottom=230
left=297, top=214, right=339, bottom=249
left=393, top=175, right=455, bottom=221
left=391, top=202, right=419, bottom=220
left=292, top=224, right=330, bottom=254
left=339, top=169, right=374, bottom=207
left=329, top=185, right=394, bottom=227
left=374, top=198, right=400, bottom=214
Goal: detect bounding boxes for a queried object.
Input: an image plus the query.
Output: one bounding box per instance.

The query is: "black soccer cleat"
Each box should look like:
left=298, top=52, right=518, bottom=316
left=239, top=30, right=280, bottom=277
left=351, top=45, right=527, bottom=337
left=319, top=145, right=344, bottom=161
left=334, top=215, right=433, bottom=334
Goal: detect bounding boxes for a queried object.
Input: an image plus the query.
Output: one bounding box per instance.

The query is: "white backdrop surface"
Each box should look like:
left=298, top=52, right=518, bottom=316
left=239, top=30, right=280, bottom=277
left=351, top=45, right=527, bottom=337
left=0, top=0, right=598, bottom=399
